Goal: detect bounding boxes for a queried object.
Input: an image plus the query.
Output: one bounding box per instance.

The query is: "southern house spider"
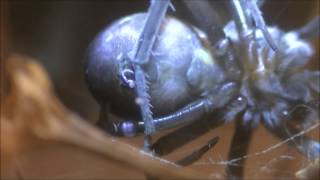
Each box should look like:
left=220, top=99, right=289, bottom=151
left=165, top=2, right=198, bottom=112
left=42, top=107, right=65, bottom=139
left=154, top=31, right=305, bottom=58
left=85, top=0, right=319, bottom=178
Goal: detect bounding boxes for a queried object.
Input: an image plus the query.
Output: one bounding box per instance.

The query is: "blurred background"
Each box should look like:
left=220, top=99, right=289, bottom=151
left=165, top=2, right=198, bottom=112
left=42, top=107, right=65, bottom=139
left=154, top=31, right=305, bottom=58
left=2, top=0, right=319, bottom=179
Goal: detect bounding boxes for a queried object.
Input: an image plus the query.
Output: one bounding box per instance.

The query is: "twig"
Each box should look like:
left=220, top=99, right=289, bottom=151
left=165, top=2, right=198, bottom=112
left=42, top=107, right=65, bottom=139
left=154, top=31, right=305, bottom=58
left=296, top=159, right=320, bottom=180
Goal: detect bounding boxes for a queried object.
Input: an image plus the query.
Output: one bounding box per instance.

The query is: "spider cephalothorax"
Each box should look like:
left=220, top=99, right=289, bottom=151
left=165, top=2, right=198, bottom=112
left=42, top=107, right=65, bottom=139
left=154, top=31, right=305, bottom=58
left=224, top=22, right=319, bottom=129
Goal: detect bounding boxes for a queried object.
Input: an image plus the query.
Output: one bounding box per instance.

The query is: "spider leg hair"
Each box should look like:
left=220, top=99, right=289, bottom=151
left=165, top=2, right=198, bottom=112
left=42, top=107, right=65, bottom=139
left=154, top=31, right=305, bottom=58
left=132, top=0, right=170, bottom=151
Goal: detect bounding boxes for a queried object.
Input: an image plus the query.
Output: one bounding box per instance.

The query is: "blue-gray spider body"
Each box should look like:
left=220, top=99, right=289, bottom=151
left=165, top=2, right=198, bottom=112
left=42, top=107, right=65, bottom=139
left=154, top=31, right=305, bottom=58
left=85, top=1, right=320, bottom=166
left=86, top=13, right=232, bottom=119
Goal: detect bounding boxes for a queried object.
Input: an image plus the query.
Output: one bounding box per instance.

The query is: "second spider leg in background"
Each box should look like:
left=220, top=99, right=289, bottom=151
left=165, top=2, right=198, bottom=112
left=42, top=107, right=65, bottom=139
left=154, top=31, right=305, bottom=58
left=225, top=0, right=275, bottom=178
left=128, top=0, right=170, bottom=151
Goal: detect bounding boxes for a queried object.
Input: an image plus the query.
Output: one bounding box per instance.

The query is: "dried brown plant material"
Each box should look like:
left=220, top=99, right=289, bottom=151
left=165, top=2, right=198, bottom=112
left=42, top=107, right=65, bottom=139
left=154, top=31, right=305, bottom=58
left=296, top=159, right=320, bottom=180
left=0, top=54, right=209, bottom=179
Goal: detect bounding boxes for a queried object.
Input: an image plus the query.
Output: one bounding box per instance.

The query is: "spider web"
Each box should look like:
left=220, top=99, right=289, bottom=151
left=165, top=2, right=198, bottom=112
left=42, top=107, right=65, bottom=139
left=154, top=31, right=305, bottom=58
left=188, top=122, right=320, bottom=178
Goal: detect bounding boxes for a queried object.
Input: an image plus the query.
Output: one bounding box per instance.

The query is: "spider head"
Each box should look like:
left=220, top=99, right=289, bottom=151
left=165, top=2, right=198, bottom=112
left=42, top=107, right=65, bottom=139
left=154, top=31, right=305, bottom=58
left=223, top=21, right=319, bottom=129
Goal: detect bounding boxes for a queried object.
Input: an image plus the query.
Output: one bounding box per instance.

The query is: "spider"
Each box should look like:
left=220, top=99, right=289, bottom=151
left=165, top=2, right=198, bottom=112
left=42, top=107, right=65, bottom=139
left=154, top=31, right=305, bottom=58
left=85, top=0, right=319, bottom=178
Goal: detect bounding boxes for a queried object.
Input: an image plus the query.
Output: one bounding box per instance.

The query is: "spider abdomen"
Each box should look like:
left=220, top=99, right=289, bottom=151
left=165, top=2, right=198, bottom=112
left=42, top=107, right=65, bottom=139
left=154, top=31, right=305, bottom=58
left=85, top=13, right=227, bottom=119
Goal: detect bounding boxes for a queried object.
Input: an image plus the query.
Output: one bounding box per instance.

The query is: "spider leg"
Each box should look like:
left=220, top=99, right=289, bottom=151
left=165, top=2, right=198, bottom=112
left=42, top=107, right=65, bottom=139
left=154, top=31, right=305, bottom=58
left=102, top=83, right=237, bottom=158
left=246, top=0, right=278, bottom=51
left=227, top=119, right=255, bottom=179
left=131, top=0, right=170, bottom=151
left=215, top=95, right=251, bottom=179
left=176, top=136, right=219, bottom=166
left=228, top=0, right=254, bottom=38
left=113, top=98, right=216, bottom=137
left=150, top=86, right=241, bottom=157
left=227, top=0, right=278, bottom=51
left=153, top=115, right=224, bottom=157
left=102, top=98, right=223, bottom=159
left=111, top=82, right=238, bottom=137
left=297, top=16, right=320, bottom=40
